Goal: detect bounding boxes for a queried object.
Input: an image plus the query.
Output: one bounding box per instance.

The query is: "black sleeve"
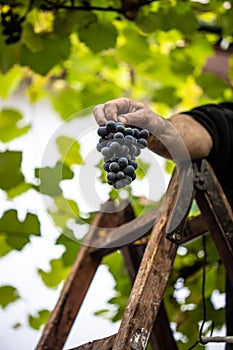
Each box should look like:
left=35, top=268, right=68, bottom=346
left=182, top=102, right=233, bottom=169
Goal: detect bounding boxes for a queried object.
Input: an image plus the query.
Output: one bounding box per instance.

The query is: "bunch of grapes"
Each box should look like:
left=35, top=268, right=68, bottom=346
left=97, top=120, right=149, bottom=189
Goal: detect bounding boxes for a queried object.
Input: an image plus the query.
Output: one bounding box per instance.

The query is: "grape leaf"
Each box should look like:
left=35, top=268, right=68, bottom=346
left=56, top=136, right=83, bottom=166
left=0, top=66, right=23, bottom=98
left=0, top=285, right=20, bottom=309
left=78, top=19, right=117, bottom=53
left=0, top=151, right=24, bottom=190
left=0, top=108, right=30, bottom=142
left=38, top=258, right=70, bottom=288
left=28, top=309, right=50, bottom=330
left=35, top=161, right=74, bottom=196
left=0, top=209, right=41, bottom=250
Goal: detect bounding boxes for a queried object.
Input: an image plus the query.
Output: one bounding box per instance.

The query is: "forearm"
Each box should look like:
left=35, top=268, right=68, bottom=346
left=148, top=113, right=213, bottom=160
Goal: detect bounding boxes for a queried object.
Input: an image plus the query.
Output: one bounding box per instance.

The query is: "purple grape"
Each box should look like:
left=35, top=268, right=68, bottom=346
left=109, top=162, right=120, bottom=173
left=116, top=171, right=125, bottom=179
left=118, top=157, right=128, bottom=168
left=97, top=126, right=108, bottom=137
left=139, top=129, right=150, bottom=139
left=107, top=172, right=117, bottom=182
left=106, top=120, right=117, bottom=132
left=124, top=165, right=135, bottom=176
left=116, top=123, right=125, bottom=133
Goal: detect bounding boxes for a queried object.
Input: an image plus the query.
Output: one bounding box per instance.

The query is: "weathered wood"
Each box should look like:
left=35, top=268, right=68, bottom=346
left=194, top=160, right=233, bottom=286
left=68, top=334, right=116, bottom=350
left=121, top=244, right=178, bottom=350
left=112, top=164, right=192, bottom=350
left=181, top=213, right=209, bottom=245
left=36, top=201, right=122, bottom=350
left=91, top=206, right=159, bottom=258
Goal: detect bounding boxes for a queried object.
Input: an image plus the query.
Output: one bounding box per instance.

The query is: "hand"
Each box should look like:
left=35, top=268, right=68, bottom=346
left=93, top=97, right=163, bottom=133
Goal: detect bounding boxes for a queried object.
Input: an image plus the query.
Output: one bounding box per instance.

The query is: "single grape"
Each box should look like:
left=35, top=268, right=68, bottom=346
left=96, top=143, right=103, bottom=152
left=103, top=161, right=111, bottom=172
left=122, top=177, right=132, bottom=186
left=101, top=147, right=113, bottom=157
left=124, top=165, right=135, bottom=176
left=120, top=145, right=129, bottom=156
left=116, top=171, right=125, bottom=179
left=135, top=147, right=141, bottom=157
left=106, top=120, right=117, bottom=132
left=114, top=132, right=124, bottom=139
left=118, top=157, right=128, bottom=168
left=124, top=135, right=135, bottom=145
left=109, top=162, right=121, bottom=173
left=116, top=123, right=125, bottom=133
left=110, top=141, right=121, bottom=153
left=97, top=126, right=108, bottom=137
left=125, top=127, right=134, bottom=136
left=129, top=160, right=138, bottom=170
left=131, top=172, right=136, bottom=181
left=137, top=138, right=148, bottom=149
left=129, top=145, right=137, bottom=156
left=139, top=129, right=150, bottom=139
left=124, top=175, right=133, bottom=182
left=107, top=172, right=117, bottom=182
left=133, top=128, right=140, bottom=139
left=113, top=180, right=125, bottom=189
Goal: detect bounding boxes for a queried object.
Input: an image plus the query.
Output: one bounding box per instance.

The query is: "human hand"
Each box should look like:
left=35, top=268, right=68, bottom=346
left=93, top=97, right=163, bottom=133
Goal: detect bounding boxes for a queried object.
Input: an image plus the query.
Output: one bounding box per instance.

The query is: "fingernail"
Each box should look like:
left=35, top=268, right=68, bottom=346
left=118, top=116, right=126, bottom=124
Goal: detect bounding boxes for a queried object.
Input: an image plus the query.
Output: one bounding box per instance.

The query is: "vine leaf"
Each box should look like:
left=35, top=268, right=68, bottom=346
left=0, top=209, right=41, bottom=251
left=28, top=309, right=50, bottom=330
left=56, top=136, right=83, bottom=166
left=78, top=19, right=118, bottom=53
left=0, top=109, right=30, bottom=142
left=0, top=285, right=20, bottom=309
left=35, top=161, right=74, bottom=196
left=0, top=151, right=24, bottom=190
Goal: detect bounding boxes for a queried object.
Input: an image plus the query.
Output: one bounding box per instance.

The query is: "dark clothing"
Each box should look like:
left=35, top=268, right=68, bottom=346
left=187, top=102, right=233, bottom=207
left=184, top=102, right=233, bottom=349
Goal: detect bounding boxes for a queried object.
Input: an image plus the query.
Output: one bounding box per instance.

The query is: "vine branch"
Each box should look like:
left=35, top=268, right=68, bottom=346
left=201, top=336, right=233, bottom=344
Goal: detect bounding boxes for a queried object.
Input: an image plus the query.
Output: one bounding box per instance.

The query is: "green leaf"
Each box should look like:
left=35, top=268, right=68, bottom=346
left=135, top=158, right=150, bottom=180
left=0, top=151, right=24, bottom=190
left=20, top=35, right=71, bottom=75
left=0, top=34, right=21, bottom=73
left=21, top=23, right=44, bottom=52
left=0, top=66, right=23, bottom=98
left=7, top=182, right=32, bottom=199
left=49, top=196, right=81, bottom=231
left=0, top=235, right=13, bottom=257
left=196, top=73, right=229, bottom=99
left=35, top=161, right=74, bottom=196
left=0, top=209, right=41, bottom=250
left=0, top=109, right=30, bottom=142
left=0, top=285, right=20, bottom=309
left=28, top=309, right=50, bottom=330
left=38, top=258, right=70, bottom=288
left=56, top=232, right=81, bottom=266
left=164, top=159, right=175, bottom=174
left=56, top=136, right=83, bottom=166
left=78, top=19, right=117, bottom=53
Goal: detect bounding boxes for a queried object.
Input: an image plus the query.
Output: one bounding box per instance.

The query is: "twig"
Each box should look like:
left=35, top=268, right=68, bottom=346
left=201, top=336, right=233, bottom=344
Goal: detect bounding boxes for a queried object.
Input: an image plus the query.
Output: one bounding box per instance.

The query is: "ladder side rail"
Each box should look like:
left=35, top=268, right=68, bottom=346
left=36, top=203, right=122, bottom=350
left=112, top=164, right=193, bottom=350
left=194, top=160, right=233, bottom=285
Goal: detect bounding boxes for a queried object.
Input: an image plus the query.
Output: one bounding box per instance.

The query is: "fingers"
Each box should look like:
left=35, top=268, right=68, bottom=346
left=93, top=98, right=145, bottom=126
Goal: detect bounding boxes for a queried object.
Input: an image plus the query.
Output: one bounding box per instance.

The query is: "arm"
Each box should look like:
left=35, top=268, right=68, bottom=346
left=93, top=98, right=213, bottom=160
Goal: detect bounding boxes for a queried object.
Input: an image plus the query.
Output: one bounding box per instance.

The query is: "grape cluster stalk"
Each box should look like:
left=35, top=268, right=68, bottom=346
left=97, top=120, right=149, bottom=189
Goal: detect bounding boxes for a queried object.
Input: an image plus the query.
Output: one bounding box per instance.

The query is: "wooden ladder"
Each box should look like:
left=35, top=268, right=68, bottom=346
left=36, top=159, right=233, bottom=350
